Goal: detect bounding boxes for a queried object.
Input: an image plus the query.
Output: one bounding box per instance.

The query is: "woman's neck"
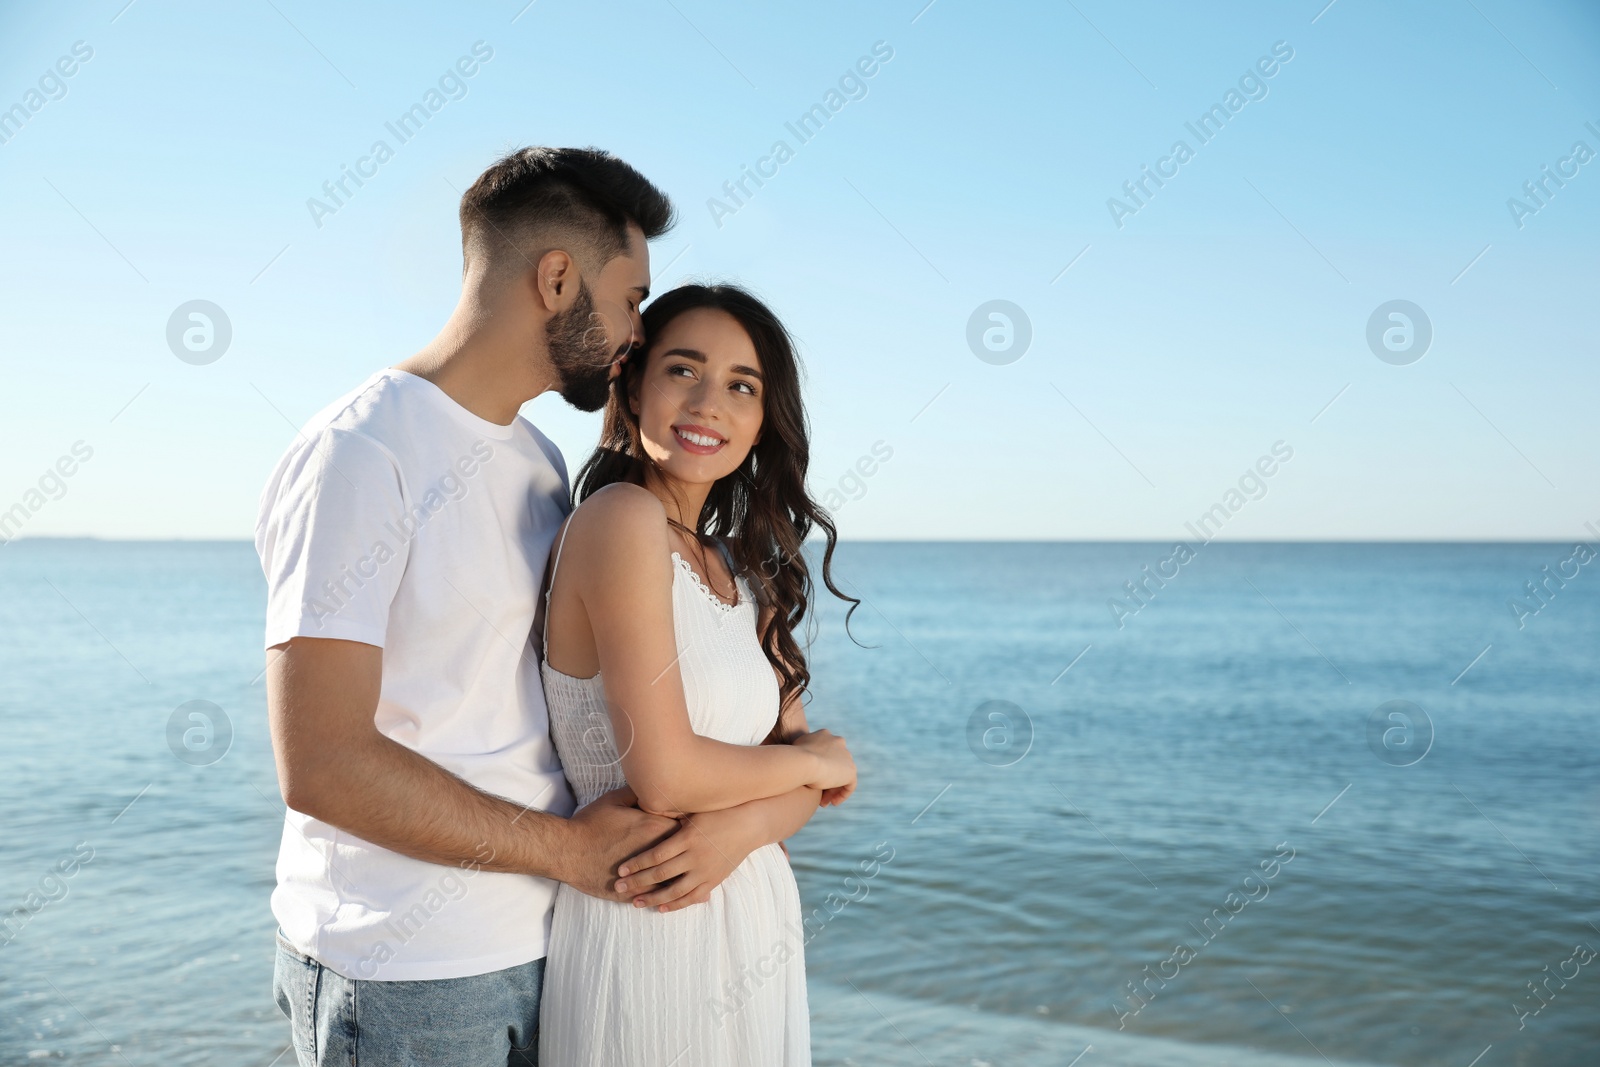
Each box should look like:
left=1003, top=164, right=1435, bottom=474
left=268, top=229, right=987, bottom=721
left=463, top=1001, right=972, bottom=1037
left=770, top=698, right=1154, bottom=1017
left=642, top=470, right=711, bottom=531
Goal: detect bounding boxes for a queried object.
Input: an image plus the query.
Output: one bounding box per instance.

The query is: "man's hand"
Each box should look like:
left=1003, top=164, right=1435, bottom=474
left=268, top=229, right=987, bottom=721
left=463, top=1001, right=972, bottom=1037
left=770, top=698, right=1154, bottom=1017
left=613, top=802, right=773, bottom=913
left=611, top=778, right=833, bottom=912
left=560, top=786, right=678, bottom=902
left=606, top=702, right=842, bottom=912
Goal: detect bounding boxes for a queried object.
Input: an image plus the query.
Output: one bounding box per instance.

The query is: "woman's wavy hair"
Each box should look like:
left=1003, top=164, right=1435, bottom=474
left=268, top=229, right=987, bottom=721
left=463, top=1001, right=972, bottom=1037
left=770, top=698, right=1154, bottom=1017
left=572, top=283, right=857, bottom=740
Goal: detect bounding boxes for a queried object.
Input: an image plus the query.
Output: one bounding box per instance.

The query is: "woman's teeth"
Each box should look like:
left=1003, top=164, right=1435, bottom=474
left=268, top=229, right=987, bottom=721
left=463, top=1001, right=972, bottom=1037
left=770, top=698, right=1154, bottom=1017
left=677, top=429, right=721, bottom=447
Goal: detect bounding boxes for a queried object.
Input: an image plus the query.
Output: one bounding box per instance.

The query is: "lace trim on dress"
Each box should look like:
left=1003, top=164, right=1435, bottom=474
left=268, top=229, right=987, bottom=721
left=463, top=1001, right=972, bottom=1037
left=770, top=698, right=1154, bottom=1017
left=671, top=551, right=742, bottom=613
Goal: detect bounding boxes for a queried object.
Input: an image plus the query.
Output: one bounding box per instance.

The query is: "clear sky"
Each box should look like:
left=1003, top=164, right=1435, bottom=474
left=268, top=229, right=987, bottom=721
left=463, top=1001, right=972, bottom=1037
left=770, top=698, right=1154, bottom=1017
left=1, top=0, right=1596, bottom=541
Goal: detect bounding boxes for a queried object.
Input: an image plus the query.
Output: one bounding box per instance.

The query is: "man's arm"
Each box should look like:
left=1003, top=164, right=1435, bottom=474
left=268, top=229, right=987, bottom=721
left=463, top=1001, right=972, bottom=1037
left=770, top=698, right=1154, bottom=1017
left=267, top=636, right=676, bottom=900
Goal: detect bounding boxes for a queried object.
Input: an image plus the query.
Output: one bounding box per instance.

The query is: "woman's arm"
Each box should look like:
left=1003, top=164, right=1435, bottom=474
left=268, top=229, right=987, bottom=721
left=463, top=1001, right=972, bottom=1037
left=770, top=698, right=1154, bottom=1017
left=612, top=655, right=826, bottom=911
left=561, top=485, right=854, bottom=814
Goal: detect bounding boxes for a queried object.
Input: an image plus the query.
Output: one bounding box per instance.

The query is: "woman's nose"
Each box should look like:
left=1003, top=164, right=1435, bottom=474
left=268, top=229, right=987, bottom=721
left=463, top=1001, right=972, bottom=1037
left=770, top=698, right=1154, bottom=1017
left=685, top=380, right=722, bottom=419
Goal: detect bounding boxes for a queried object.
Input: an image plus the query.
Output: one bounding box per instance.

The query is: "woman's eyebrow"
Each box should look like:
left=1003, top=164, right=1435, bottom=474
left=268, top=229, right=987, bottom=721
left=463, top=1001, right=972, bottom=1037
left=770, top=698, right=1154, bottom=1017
left=659, top=347, right=763, bottom=379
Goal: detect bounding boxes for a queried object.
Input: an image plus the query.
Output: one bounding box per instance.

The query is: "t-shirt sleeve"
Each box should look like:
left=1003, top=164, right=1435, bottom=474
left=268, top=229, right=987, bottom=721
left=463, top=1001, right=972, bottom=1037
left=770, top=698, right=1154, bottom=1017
left=257, top=427, right=411, bottom=649
left=529, top=422, right=570, bottom=499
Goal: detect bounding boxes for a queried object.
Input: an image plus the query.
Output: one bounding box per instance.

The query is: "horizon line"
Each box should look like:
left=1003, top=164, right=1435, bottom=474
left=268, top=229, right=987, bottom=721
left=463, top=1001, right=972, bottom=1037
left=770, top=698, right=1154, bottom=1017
left=3, top=536, right=1594, bottom=547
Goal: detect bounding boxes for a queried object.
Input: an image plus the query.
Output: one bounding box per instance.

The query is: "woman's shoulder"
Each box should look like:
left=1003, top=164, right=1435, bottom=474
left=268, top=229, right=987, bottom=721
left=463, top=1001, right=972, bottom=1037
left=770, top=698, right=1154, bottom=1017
left=571, top=482, right=664, bottom=524
left=564, top=483, right=671, bottom=559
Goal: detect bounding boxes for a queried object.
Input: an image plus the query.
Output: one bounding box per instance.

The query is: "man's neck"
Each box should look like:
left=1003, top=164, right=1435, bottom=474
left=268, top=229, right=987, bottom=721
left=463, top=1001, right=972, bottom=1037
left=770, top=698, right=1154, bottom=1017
left=397, top=302, right=555, bottom=425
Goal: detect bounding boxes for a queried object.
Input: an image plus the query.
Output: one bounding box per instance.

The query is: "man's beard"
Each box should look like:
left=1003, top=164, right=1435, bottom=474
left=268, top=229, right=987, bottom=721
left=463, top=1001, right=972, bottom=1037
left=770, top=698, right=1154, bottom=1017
left=547, top=281, right=628, bottom=412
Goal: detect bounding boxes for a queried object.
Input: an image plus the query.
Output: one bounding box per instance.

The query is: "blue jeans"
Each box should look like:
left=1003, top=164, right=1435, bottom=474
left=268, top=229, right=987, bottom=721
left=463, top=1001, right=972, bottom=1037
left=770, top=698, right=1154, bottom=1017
left=272, top=930, right=544, bottom=1066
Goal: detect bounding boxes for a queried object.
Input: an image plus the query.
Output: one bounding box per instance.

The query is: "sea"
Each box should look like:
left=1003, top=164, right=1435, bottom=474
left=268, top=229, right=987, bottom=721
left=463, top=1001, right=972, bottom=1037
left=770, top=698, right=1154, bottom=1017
left=2, top=540, right=1596, bottom=1066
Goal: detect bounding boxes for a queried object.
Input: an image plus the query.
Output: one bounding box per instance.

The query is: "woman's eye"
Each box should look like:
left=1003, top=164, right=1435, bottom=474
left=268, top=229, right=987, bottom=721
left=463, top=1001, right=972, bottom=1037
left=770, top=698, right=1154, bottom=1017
left=732, top=381, right=758, bottom=396
left=667, top=364, right=694, bottom=378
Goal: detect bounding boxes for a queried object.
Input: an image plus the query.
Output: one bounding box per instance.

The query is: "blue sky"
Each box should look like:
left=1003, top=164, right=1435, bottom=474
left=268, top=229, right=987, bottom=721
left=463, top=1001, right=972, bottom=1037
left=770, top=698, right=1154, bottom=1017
left=1, top=0, right=1596, bottom=540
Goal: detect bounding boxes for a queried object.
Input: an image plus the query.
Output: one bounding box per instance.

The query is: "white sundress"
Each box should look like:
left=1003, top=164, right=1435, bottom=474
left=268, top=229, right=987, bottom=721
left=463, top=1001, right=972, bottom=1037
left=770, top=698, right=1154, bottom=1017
left=536, top=536, right=811, bottom=1066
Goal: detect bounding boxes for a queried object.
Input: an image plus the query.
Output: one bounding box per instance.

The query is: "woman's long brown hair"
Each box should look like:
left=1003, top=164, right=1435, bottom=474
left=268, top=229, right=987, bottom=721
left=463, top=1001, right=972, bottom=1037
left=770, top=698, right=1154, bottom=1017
left=572, top=283, right=858, bottom=742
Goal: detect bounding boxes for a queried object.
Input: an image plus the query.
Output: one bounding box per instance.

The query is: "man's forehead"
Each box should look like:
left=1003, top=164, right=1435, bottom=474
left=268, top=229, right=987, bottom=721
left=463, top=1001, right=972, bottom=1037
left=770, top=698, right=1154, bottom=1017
left=612, top=223, right=652, bottom=287
left=601, top=221, right=644, bottom=263
left=626, top=222, right=649, bottom=270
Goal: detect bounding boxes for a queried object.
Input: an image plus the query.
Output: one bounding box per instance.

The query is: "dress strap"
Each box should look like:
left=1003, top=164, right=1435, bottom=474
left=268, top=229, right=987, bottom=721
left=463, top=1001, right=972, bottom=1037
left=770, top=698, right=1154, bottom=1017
left=542, top=515, right=577, bottom=654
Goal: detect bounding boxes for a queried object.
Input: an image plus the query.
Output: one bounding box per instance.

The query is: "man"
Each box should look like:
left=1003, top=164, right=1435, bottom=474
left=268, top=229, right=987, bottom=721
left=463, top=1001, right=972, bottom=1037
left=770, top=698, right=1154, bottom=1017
left=257, top=147, right=822, bottom=1065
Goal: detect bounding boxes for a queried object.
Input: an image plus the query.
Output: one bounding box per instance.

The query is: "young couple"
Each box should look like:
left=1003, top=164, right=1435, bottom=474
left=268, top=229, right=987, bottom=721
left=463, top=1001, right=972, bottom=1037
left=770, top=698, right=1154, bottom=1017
left=256, top=146, right=858, bottom=1065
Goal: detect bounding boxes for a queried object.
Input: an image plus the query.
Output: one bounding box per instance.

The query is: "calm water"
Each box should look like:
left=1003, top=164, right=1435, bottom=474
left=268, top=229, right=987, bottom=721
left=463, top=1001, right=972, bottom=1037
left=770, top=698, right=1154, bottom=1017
left=2, top=540, right=1596, bottom=1066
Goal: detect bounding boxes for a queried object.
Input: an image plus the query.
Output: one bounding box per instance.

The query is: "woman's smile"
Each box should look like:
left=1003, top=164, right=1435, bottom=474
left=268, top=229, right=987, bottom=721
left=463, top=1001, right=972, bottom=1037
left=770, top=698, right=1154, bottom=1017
left=672, top=423, right=727, bottom=455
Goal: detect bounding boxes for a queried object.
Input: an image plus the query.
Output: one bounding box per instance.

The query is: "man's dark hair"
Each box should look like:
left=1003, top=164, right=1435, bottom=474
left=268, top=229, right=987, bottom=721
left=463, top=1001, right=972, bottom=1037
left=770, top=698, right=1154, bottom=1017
left=458, top=146, right=674, bottom=276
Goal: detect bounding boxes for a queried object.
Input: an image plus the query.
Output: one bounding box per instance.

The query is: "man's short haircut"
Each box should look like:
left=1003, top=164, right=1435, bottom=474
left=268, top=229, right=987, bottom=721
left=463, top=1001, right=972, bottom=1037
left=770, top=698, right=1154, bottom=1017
left=458, top=146, right=675, bottom=277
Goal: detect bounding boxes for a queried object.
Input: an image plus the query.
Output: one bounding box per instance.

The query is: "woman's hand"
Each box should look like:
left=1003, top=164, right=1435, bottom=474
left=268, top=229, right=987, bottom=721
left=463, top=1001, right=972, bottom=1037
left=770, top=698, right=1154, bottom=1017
left=819, top=782, right=854, bottom=807
left=793, top=728, right=856, bottom=798
left=613, top=807, right=761, bottom=912
left=562, top=786, right=679, bottom=901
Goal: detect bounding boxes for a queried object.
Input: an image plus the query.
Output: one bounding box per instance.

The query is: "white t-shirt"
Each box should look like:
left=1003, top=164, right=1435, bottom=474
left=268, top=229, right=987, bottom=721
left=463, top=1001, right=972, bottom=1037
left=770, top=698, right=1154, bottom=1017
left=254, top=368, right=576, bottom=981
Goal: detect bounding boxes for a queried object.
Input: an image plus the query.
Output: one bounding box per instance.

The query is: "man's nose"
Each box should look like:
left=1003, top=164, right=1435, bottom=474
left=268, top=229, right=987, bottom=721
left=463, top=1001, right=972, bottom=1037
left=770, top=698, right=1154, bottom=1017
left=608, top=338, right=641, bottom=380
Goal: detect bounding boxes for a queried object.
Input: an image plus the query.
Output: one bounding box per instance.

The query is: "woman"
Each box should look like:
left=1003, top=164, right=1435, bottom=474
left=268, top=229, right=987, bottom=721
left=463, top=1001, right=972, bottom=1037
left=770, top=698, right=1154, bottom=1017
left=537, top=283, right=859, bottom=1065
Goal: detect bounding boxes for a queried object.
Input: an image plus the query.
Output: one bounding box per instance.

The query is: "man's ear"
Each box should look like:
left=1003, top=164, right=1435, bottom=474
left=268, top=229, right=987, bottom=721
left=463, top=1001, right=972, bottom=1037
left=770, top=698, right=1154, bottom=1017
left=534, top=249, right=576, bottom=313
